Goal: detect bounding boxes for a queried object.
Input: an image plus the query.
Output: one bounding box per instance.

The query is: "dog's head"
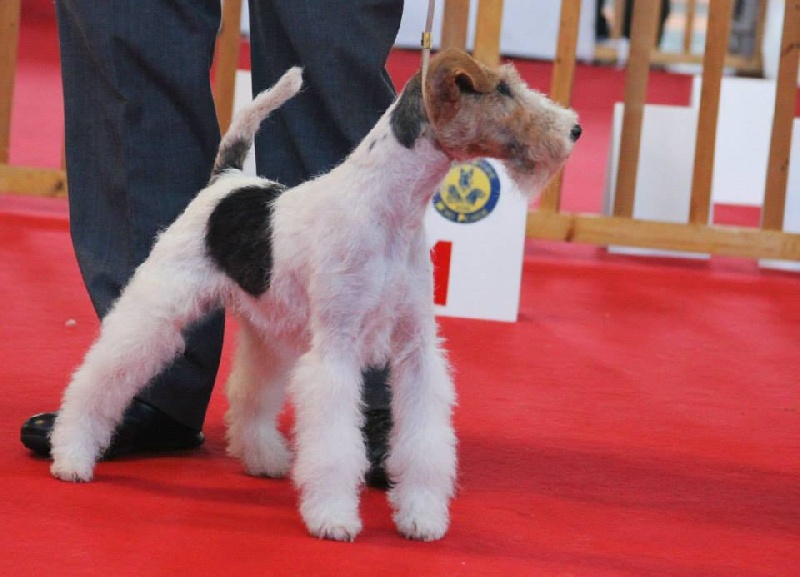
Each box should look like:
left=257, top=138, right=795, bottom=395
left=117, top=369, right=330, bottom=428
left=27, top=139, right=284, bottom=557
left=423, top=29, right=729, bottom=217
left=392, top=49, right=580, bottom=196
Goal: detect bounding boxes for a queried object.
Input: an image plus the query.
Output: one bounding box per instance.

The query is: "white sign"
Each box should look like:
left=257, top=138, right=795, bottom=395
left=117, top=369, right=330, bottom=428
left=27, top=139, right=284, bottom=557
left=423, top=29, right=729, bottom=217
left=604, top=102, right=709, bottom=259
left=690, top=76, right=775, bottom=207
left=425, top=159, right=528, bottom=323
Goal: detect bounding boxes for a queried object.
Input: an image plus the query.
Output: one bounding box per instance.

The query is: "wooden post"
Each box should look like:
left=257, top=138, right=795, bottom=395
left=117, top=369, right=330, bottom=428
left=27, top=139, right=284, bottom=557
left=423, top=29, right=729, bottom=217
left=751, top=0, right=769, bottom=75
left=689, top=0, right=734, bottom=225
left=214, top=0, right=243, bottom=135
left=539, top=0, right=581, bottom=213
left=441, top=0, right=470, bottom=51
left=683, top=0, right=697, bottom=54
left=473, top=0, right=504, bottom=66
left=613, top=0, right=660, bottom=218
left=0, top=0, right=21, bottom=164
left=613, top=0, right=626, bottom=40
left=762, top=0, right=800, bottom=231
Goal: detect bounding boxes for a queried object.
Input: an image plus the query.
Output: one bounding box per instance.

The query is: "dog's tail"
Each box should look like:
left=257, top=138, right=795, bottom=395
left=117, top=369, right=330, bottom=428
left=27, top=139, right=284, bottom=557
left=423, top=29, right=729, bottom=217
left=211, top=67, right=303, bottom=179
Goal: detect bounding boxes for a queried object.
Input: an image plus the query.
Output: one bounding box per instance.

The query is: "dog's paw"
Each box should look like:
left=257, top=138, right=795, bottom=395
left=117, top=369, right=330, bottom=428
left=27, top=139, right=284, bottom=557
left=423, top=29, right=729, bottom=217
left=240, top=436, right=293, bottom=479
left=304, top=515, right=363, bottom=542
left=393, top=508, right=449, bottom=541
left=300, top=499, right=362, bottom=542
left=390, top=487, right=450, bottom=541
left=50, top=460, right=94, bottom=483
left=50, top=431, right=99, bottom=482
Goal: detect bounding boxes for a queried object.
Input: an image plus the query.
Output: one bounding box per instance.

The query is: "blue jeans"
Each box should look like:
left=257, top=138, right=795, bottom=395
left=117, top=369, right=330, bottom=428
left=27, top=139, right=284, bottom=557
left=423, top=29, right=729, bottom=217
left=56, top=0, right=403, bottom=429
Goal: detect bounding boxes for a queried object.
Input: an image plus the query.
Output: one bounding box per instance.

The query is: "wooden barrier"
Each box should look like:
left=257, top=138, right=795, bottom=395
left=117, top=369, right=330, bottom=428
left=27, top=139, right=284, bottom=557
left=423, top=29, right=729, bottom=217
left=4, top=0, right=799, bottom=262
left=0, top=0, right=243, bottom=198
left=444, top=0, right=800, bottom=262
left=533, top=0, right=800, bottom=261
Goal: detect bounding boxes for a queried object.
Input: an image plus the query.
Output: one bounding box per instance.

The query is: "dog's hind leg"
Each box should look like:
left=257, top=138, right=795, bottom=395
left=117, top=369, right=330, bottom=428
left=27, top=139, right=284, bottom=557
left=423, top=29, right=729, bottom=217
left=386, top=310, right=457, bottom=542
left=225, top=319, right=293, bottom=478
left=290, top=348, right=368, bottom=542
left=50, top=224, right=223, bottom=482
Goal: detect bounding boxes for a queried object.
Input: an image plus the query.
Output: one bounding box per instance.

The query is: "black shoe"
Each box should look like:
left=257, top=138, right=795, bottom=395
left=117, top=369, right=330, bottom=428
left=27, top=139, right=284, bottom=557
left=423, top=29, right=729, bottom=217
left=363, top=408, right=393, bottom=490
left=20, top=398, right=205, bottom=459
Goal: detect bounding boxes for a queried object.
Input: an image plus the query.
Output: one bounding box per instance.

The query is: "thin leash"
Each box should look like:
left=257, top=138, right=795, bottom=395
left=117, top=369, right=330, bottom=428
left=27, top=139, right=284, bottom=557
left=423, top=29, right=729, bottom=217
left=420, top=0, right=436, bottom=82
left=420, top=0, right=436, bottom=121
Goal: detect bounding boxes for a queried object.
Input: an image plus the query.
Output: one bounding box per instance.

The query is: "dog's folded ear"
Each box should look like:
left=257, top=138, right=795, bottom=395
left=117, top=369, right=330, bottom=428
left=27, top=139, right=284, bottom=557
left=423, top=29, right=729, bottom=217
left=424, top=49, right=495, bottom=126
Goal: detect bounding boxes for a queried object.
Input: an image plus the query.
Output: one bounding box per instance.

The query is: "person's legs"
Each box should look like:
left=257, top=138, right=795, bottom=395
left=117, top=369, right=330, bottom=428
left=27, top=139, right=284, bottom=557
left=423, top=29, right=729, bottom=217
left=55, top=0, right=222, bottom=428
left=248, top=0, right=403, bottom=414
left=247, top=0, right=402, bottom=487
left=248, top=0, right=402, bottom=186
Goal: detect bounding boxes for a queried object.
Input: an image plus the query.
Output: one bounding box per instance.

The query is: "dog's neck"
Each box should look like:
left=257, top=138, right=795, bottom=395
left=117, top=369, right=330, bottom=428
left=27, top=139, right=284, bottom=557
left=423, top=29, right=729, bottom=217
left=343, top=76, right=453, bottom=231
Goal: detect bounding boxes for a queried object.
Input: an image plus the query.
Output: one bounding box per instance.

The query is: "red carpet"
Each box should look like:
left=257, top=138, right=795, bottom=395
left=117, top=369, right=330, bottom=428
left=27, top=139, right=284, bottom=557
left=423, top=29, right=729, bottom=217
left=2, top=4, right=799, bottom=576
left=2, top=205, right=799, bottom=576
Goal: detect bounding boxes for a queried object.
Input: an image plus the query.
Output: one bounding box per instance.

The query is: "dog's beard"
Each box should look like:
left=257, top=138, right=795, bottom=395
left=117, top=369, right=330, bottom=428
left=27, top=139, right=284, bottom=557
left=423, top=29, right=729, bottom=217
left=505, top=161, right=562, bottom=200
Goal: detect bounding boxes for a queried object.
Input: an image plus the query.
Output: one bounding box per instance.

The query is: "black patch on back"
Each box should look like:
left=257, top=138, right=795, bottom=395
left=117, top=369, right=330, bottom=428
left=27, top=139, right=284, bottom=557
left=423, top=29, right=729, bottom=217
left=390, top=73, right=427, bottom=149
left=205, top=183, right=285, bottom=297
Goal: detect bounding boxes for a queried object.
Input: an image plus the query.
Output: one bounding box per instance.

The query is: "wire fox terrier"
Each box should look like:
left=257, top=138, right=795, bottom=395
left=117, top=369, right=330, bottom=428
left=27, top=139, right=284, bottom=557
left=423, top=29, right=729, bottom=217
left=48, top=49, right=580, bottom=542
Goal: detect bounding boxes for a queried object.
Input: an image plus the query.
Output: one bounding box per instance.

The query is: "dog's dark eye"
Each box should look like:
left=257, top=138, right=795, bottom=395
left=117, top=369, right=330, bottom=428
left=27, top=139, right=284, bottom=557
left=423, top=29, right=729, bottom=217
left=497, top=81, right=512, bottom=97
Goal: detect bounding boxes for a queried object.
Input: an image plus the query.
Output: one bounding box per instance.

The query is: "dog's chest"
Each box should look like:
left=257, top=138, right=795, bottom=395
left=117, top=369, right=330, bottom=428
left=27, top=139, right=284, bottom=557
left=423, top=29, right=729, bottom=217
left=274, top=231, right=423, bottom=358
left=356, top=261, right=414, bottom=364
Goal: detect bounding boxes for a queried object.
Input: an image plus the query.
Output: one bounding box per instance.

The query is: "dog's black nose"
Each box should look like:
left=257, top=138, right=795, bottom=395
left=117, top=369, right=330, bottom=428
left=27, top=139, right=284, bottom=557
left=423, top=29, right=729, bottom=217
left=570, top=124, right=582, bottom=142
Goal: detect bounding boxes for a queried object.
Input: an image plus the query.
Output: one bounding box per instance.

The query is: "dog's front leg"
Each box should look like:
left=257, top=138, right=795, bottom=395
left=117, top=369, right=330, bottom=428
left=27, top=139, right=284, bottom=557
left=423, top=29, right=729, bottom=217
left=386, top=311, right=457, bottom=541
left=290, top=348, right=367, bottom=542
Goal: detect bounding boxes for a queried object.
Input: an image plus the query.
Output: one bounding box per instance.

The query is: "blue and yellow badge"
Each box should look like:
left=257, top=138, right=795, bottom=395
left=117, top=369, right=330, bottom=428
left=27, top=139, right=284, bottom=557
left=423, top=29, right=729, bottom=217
left=433, top=159, right=500, bottom=224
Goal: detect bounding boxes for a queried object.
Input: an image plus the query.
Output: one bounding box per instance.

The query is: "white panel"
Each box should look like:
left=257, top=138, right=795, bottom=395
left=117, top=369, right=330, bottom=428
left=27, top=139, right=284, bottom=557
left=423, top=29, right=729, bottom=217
left=425, top=160, right=527, bottom=322
left=604, top=103, right=709, bottom=259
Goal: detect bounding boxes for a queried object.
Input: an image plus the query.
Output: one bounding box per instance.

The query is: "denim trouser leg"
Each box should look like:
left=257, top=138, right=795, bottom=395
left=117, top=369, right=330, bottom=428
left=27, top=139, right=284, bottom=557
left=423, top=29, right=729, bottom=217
left=56, top=0, right=225, bottom=429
